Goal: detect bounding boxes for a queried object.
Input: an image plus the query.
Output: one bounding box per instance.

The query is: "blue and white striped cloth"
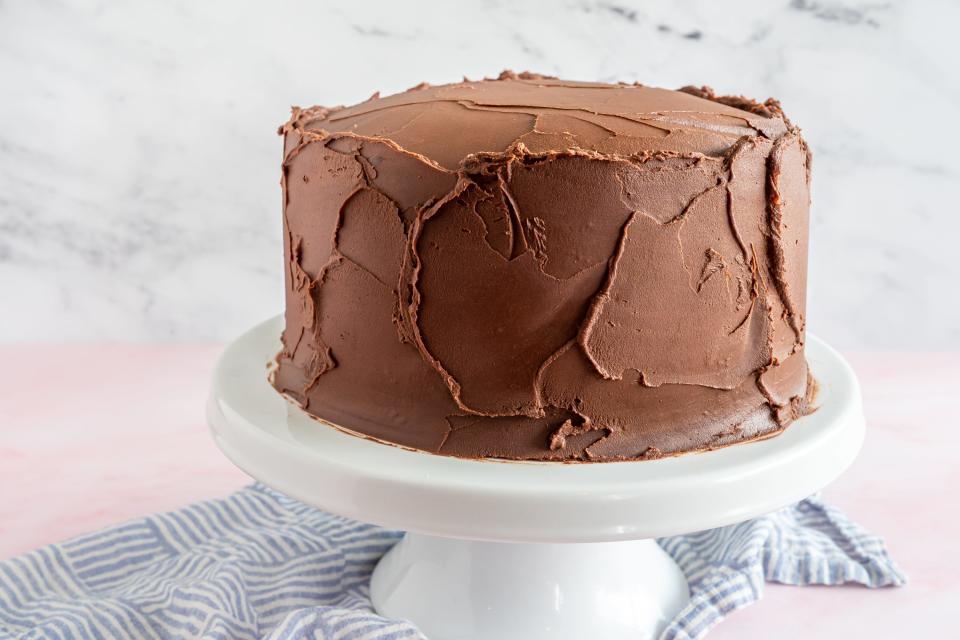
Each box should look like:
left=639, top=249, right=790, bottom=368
left=0, top=483, right=904, bottom=640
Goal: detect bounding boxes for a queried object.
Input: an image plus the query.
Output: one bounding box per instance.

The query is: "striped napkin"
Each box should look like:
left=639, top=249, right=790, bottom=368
left=0, top=483, right=904, bottom=640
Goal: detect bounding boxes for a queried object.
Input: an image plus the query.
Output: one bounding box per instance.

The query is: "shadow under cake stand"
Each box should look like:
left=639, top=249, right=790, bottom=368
left=208, top=317, right=864, bottom=640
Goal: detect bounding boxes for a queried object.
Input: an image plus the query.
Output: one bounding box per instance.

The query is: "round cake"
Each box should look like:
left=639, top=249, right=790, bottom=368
left=271, top=71, right=813, bottom=462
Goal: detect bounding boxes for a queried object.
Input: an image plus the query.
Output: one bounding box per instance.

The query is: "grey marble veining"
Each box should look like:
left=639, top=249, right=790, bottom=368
left=1, top=0, right=958, bottom=347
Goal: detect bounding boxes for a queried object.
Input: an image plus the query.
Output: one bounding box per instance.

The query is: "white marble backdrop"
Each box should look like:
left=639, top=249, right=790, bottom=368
left=1, top=0, right=957, bottom=347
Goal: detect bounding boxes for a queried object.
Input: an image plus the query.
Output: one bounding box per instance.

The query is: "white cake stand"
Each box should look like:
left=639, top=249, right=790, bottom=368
left=208, top=317, right=864, bottom=640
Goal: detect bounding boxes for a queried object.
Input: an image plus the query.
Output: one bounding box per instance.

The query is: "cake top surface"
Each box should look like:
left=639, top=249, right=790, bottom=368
left=282, top=71, right=790, bottom=170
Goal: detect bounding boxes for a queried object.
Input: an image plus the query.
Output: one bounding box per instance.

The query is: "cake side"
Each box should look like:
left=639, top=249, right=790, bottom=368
left=271, top=72, right=812, bottom=461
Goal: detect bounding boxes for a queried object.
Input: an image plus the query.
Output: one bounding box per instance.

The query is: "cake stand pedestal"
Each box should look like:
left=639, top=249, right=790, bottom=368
left=208, top=317, right=864, bottom=640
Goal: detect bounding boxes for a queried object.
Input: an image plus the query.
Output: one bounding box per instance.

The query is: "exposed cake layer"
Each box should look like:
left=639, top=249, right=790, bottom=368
left=272, top=72, right=812, bottom=461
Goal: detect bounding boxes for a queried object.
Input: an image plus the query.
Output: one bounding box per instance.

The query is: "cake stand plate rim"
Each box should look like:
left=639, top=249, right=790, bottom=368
left=207, top=315, right=864, bottom=542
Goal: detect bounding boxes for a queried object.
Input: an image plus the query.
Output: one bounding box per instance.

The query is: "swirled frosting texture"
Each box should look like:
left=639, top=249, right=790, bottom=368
left=272, top=72, right=813, bottom=461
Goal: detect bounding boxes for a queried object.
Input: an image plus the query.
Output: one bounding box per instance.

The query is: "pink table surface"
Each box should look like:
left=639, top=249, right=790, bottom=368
left=1, top=344, right=956, bottom=638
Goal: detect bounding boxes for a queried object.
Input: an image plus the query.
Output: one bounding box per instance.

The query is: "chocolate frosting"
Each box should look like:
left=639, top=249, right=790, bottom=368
left=272, top=71, right=813, bottom=461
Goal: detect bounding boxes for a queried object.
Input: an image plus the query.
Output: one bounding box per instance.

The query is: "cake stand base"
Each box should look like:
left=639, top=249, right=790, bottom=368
left=208, top=317, right=864, bottom=640
left=370, top=535, right=688, bottom=640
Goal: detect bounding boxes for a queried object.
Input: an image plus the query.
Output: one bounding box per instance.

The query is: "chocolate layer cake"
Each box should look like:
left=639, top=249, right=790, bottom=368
left=272, top=71, right=813, bottom=462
